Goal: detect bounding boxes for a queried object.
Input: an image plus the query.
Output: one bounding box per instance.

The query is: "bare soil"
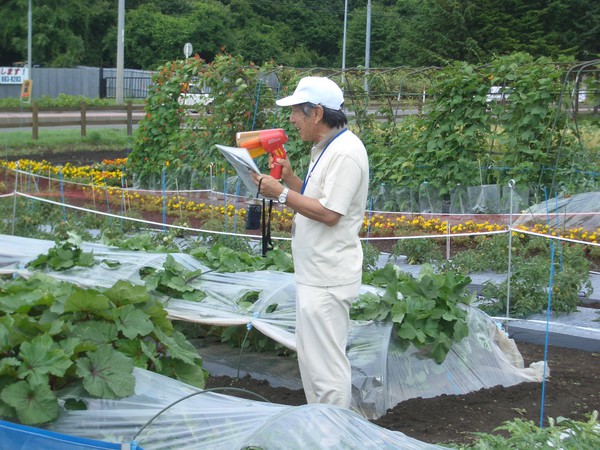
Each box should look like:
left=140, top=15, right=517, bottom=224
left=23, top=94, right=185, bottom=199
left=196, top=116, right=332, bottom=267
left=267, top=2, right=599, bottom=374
left=205, top=342, right=599, bottom=447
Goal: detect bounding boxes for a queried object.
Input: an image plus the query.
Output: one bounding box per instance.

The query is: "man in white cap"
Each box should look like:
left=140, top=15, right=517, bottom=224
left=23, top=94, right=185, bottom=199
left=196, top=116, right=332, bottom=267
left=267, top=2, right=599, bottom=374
left=252, top=77, right=369, bottom=408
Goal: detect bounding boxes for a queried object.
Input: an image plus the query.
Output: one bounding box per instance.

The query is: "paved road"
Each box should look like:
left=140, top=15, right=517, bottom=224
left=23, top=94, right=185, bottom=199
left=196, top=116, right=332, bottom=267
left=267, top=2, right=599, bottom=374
left=0, top=106, right=424, bottom=133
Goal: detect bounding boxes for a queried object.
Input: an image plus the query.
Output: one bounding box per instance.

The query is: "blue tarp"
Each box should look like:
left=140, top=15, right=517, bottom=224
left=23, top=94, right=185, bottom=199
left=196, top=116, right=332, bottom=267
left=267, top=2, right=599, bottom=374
left=0, top=419, right=141, bottom=450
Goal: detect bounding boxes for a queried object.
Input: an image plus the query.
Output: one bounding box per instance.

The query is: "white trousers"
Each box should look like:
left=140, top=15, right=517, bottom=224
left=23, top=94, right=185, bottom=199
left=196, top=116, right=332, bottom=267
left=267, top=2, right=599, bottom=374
left=295, top=281, right=360, bottom=408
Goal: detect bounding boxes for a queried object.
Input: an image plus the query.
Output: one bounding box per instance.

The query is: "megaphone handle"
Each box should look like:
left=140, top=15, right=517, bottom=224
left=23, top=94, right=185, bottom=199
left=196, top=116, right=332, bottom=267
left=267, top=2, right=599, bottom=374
left=269, top=146, right=286, bottom=180
left=270, top=164, right=282, bottom=180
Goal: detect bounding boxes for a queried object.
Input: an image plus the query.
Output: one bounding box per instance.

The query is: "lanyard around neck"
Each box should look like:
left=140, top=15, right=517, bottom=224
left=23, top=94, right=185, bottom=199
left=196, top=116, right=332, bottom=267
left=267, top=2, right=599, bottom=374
left=301, top=128, right=347, bottom=195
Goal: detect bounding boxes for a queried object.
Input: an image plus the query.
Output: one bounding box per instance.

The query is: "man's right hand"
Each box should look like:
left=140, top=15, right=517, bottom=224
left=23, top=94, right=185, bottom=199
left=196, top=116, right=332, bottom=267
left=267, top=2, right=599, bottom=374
left=267, top=154, right=303, bottom=193
left=269, top=154, right=293, bottom=183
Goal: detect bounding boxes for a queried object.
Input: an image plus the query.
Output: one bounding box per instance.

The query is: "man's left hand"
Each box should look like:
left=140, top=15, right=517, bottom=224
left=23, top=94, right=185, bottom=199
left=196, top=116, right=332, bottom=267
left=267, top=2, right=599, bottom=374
left=250, top=171, right=284, bottom=199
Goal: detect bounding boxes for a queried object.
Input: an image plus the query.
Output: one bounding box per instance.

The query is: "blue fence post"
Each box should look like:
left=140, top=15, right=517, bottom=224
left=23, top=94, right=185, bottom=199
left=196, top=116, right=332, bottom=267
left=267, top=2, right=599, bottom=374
left=120, top=169, right=127, bottom=231
left=105, top=186, right=112, bottom=228
left=162, top=166, right=167, bottom=232
left=59, top=167, right=67, bottom=222
left=223, top=171, right=228, bottom=232
left=232, top=178, right=241, bottom=233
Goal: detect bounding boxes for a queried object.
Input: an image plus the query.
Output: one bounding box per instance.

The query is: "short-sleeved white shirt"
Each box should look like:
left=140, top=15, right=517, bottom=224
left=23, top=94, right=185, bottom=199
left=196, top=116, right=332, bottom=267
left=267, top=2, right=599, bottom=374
left=292, top=127, right=369, bottom=286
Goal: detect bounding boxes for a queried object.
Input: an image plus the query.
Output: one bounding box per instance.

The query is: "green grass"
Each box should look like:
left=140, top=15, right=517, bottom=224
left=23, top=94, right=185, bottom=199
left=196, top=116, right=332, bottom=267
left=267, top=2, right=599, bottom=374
left=1, top=128, right=135, bottom=159
left=0, top=95, right=144, bottom=108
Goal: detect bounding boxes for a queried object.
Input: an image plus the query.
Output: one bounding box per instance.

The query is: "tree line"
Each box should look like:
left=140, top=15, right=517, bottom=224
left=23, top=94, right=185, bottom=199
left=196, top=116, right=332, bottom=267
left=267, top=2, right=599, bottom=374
left=1, top=0, right=598, bottom=71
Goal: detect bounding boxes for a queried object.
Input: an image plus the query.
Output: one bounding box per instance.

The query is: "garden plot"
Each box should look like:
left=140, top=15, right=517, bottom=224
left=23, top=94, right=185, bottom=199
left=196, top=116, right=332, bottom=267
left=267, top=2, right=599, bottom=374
left=0, top=368, right=444, bottom=450
left=0, top=233, right=546, bottom=421
left=43, top=368, right=446, bottom=450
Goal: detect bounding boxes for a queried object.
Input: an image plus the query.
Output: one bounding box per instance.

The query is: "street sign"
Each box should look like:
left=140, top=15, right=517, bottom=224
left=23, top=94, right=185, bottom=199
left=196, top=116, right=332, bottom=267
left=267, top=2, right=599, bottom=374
left=20, top=79, right=32, bottom=104
left=183, top=43, right=193, bottom=58
left=0, top=67, right=28, bottom=84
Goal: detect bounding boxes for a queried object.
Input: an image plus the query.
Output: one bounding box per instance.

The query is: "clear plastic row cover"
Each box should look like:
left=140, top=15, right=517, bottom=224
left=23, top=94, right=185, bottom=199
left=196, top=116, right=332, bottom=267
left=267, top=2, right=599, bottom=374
left=1, top=234, right=546, bottom=447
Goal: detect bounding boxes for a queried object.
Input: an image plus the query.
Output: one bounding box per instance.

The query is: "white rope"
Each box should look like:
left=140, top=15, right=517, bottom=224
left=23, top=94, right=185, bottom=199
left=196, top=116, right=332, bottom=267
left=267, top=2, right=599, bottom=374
left=5, top=163, right=599, bottom=247
left=514, top=227, right=600, bottom=247
left=2, top=165, right=214, bottom=194
left=6, top=188, right=599, bottom=246
left=5, top=165, right=600, bottom=216
left=14, top=191, right=288, bottom=241
left=361, top=229, right=508, bottom=241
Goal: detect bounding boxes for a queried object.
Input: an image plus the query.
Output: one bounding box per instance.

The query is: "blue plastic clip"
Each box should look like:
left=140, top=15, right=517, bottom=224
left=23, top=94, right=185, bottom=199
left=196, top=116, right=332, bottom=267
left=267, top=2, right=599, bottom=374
left=247, top=311, right=260, bottom=331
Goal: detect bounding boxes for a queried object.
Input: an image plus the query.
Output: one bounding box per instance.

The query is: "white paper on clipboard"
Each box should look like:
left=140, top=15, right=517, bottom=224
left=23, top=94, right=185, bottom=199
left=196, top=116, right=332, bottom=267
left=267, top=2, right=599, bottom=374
left=215, top=144, right=261, bottom=198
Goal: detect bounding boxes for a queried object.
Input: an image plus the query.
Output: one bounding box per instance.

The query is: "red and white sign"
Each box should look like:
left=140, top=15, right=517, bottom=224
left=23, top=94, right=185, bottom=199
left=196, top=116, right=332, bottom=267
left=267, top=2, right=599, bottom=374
left=0, top=67, right=29, bottom=84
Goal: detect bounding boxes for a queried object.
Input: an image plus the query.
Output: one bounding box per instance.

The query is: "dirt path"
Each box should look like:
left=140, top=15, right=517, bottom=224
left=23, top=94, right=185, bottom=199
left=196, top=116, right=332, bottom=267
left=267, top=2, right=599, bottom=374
left=205, top=341, right=599, bottom=446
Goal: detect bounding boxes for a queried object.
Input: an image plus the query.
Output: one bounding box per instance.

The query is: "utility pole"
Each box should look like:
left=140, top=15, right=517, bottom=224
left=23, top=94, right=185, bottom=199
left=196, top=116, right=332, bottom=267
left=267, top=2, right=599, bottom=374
left=365, top=0, right=372, bottom=94
left=342, top=0, right=348, bottom=86
left=27, top=0, right=32, bottom=80
left=116, top=0, right=125, bottom=104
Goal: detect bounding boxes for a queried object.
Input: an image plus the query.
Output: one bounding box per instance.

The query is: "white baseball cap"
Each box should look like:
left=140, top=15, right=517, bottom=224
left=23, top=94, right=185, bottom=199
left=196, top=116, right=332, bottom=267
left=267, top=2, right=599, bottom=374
left=276, top=77, right=344, bottom=110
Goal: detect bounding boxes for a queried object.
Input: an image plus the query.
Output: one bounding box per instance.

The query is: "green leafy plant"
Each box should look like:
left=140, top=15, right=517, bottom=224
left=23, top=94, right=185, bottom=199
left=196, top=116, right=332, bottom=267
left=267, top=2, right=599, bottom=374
left=354, top=264, right=473, bottom=363
left=479, top=254, right=592, bottom=318
left=140, top=254, right=206, bottom=302
left=213, top=285, right=289, bottom=356
left=190, top=243, right=294, bottom=273
left=439, top=234, right=510, bottom=274
left=27, top=232, right=95, bottom=271
left=364, top=53, right=593, bottom=199
left=128, top=54, right=297, bottom=188
left=434, top=234, right=592, bottom=318
left=586, top=244, right=600, bottom=271
left=0, top=274, right=206, bottom=425
left=362, top=241, right=381, bottom=273
left=478, top=238, right=592, bottom=318
left=51, top=220, right=95, bottom=243
left=391, top=237, right=443, bottom=265
left=453, top=411, right=600, bottom=449
left=202, top=290, right=289, bottom=355
left=104, top=230, right=181, bottom=253
left=214, top=325, right=293, bottom=356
